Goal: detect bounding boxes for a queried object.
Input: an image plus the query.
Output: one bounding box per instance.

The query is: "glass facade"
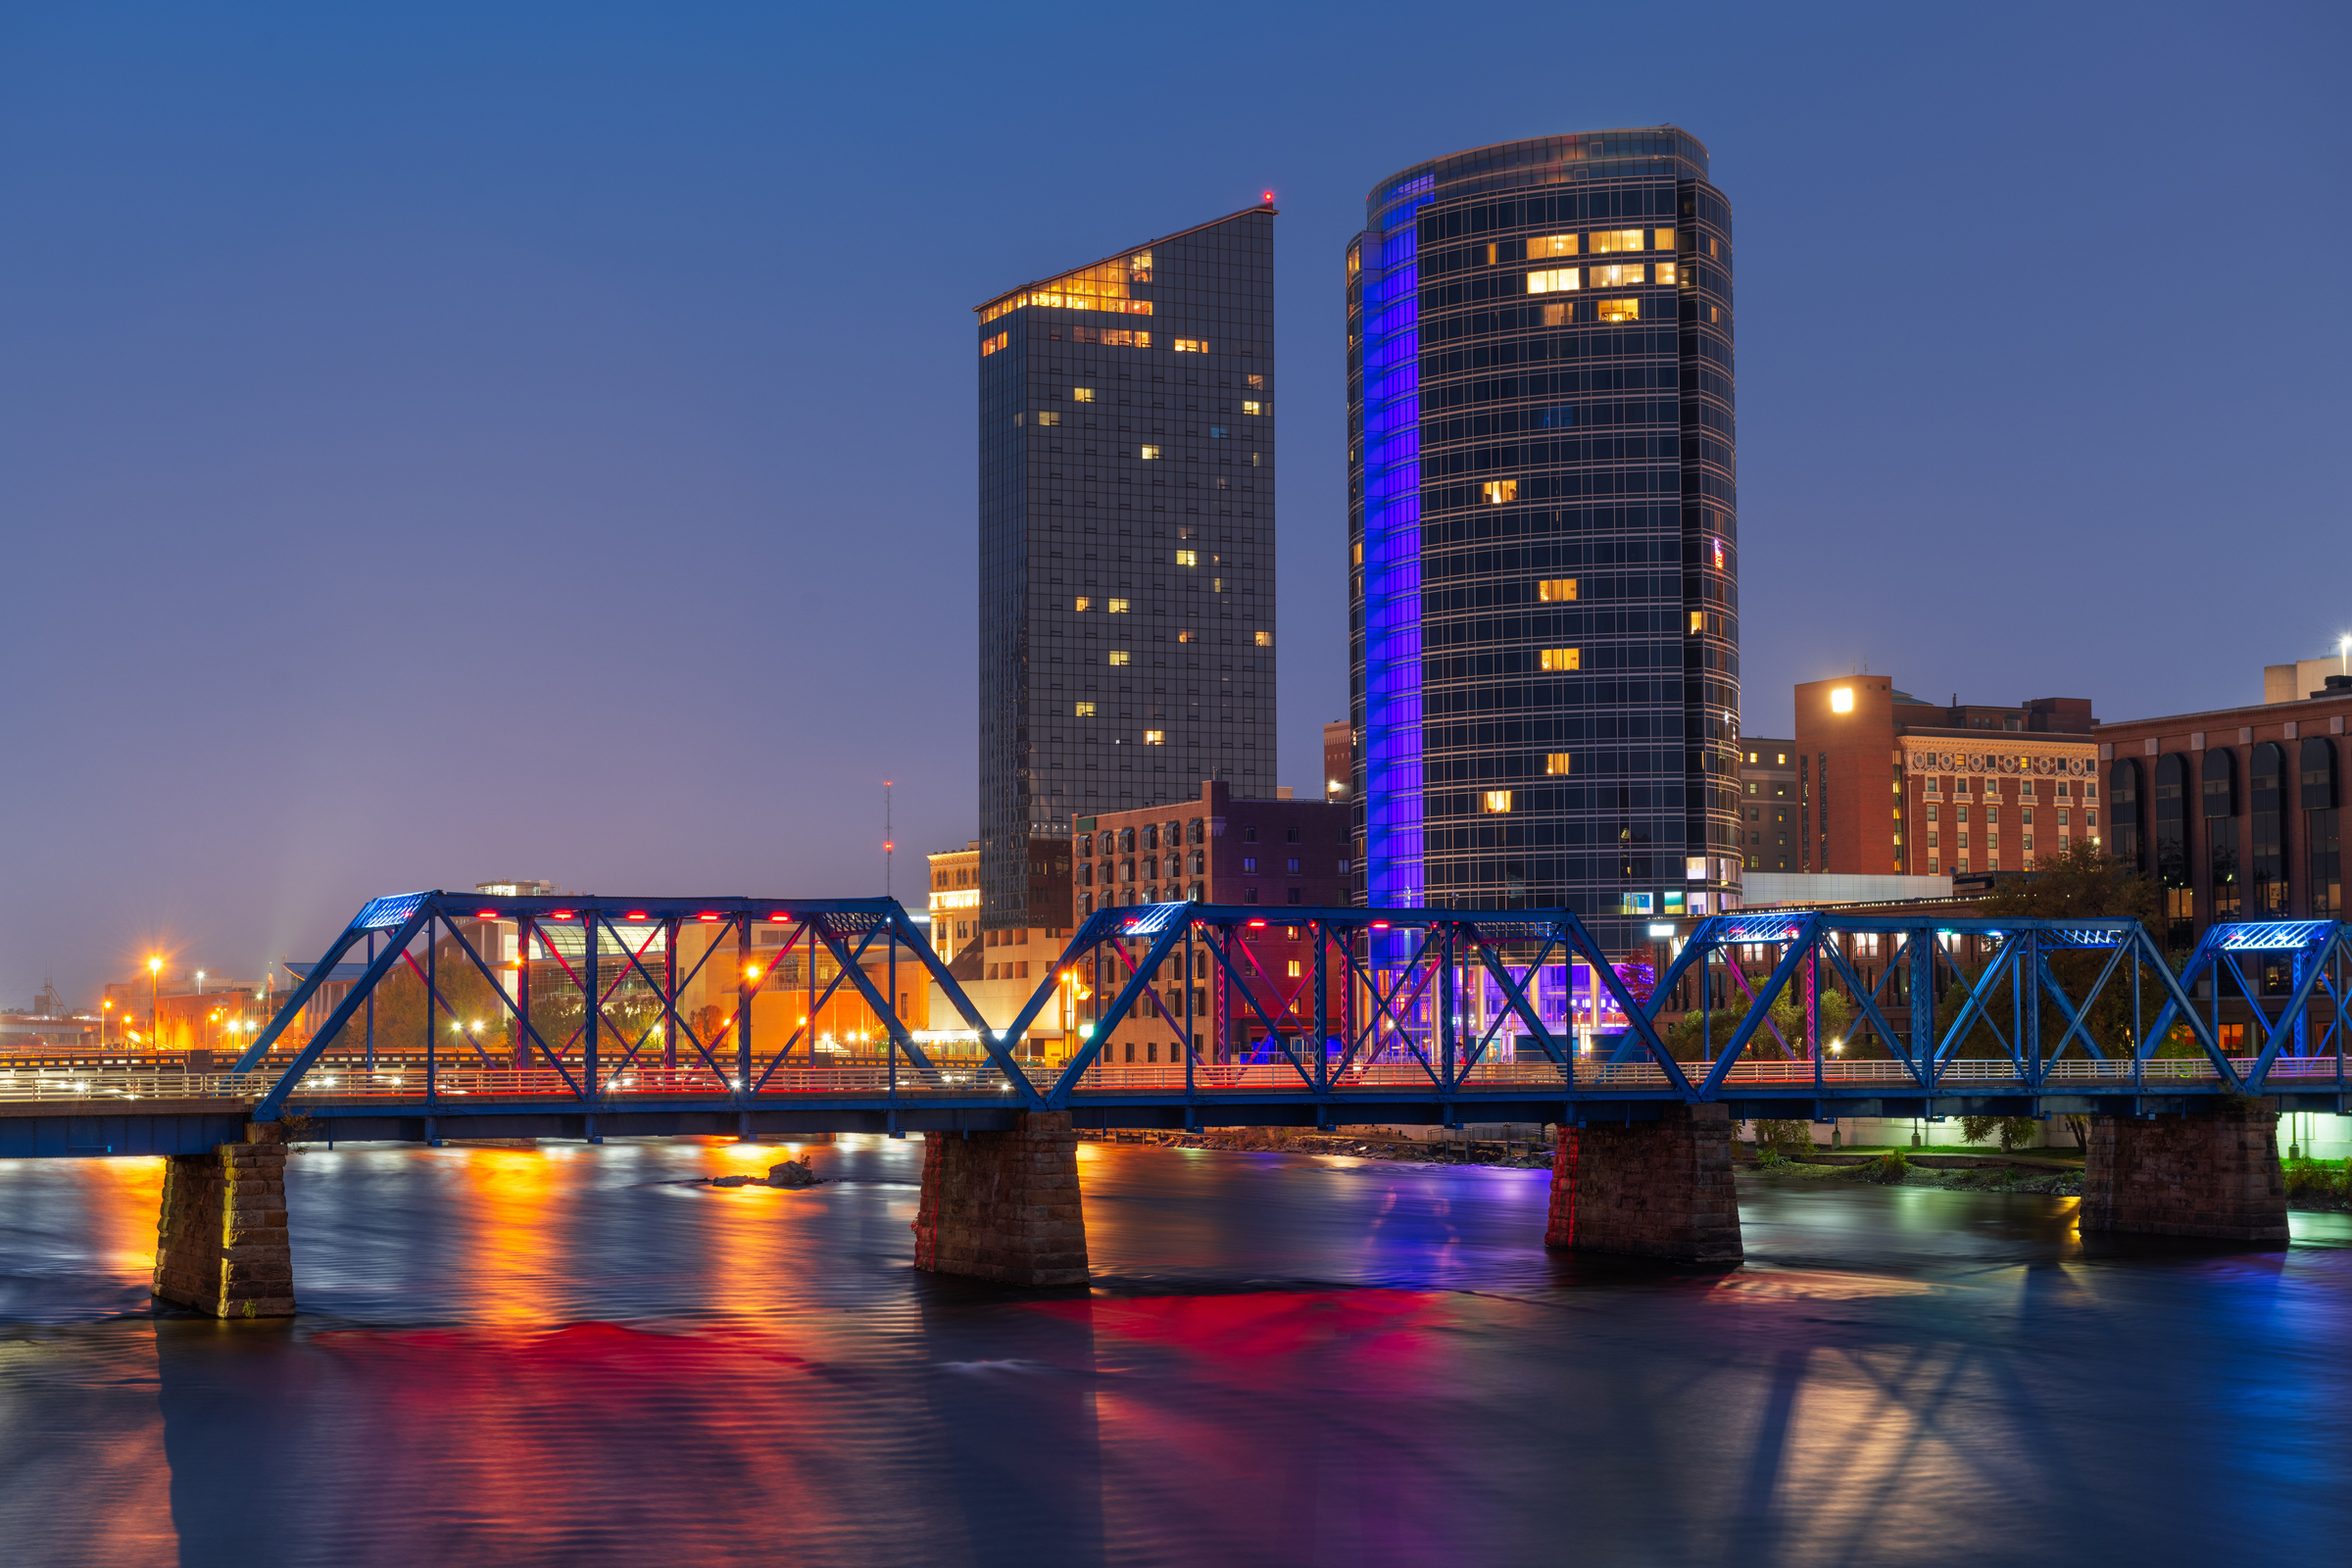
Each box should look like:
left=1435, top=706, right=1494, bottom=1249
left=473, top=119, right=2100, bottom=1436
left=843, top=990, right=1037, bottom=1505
left=976, top=206, right=1278, bottom=929
left=1347, top=130, right=1737, bottom=952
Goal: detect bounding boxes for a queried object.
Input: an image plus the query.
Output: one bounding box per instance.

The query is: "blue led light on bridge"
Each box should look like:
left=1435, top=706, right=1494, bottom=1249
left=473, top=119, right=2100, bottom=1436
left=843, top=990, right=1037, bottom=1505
left=2213, top=921, right=2340, bottom=952
left=355, top=892, right=430, bottom=930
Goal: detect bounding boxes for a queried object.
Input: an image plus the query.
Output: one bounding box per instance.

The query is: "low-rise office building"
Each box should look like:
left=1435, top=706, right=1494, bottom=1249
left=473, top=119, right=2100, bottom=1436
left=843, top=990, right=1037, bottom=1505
left=1073, top=778, right=1350, bottom=1062
left=1736, top=738, right=1799, bottom=873
left=1793, top=676, right=2100, bottom=878
left=2095, top=666, right=2350, bottom=952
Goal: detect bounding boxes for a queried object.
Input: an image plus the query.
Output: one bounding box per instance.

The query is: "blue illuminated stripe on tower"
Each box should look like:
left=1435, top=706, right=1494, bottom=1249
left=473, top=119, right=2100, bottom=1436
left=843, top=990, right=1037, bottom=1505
left=1361, top=182, right=1430, bottom=908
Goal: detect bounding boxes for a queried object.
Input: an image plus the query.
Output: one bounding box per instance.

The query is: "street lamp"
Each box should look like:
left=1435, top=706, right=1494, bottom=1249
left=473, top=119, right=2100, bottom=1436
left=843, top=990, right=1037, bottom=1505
left=148, top=956, right=163, bottom=1053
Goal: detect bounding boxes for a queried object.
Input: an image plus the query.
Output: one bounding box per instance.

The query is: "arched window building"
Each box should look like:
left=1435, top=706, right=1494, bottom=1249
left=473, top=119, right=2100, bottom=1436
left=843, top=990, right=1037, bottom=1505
left=2096, top=680, right=2352, bottom=954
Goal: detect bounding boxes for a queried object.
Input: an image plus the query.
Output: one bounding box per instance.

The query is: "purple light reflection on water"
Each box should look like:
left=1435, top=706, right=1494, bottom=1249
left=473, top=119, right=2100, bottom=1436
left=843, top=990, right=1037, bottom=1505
left=0, top=1141, right=2349, bottom=1566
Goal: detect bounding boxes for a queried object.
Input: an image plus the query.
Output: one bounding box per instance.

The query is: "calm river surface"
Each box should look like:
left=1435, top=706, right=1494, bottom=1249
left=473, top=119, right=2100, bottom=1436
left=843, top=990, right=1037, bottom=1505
left=2, top=1137, right=2349, bottom=1567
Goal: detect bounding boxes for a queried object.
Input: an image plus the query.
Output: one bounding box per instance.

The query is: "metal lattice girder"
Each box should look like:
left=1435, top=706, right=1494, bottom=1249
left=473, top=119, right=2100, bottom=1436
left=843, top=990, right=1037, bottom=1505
left=242, top=895, right=2349, bottom=1120
left=1658, top=910, right=2260, bottom=1100
left=2163, top=921, right=2352, bottom=1086
left=243, top=892, right=1034, bottom=1120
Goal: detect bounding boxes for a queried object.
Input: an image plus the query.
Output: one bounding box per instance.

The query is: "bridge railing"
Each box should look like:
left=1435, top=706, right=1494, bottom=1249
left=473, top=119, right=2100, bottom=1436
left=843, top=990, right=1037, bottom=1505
left=10, top=1054, right=2344, bottom=1108
left=0, top=1068, right=281, bottom=1102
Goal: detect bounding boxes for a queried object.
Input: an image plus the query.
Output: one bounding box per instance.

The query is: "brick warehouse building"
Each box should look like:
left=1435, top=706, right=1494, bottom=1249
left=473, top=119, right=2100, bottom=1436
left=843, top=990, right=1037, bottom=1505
left=1072, top=779, right=1350, bottom=1062
left=1791, top=676, right=2099, bottom=877
left=2094, top=672, right=2350, bottom=954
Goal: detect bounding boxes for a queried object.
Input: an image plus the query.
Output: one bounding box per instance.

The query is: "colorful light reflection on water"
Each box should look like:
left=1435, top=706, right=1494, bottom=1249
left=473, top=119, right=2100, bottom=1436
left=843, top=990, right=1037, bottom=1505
left=2, top=1140, right=2350, bottom=1566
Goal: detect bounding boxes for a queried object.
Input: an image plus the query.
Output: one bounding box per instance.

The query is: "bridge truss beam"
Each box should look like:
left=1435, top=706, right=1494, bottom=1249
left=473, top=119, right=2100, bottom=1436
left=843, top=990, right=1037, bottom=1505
left=216, top=896, right=2352, bottom=1127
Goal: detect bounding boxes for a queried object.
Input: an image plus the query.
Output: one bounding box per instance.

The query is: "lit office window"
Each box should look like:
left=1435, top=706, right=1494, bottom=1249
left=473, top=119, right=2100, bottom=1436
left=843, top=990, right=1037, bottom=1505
left=1108, top=651, right=1130, bottom=666
left=1540, top=648, right=1581, bottom=671
left=1175, top=549, right=1198, bottom=565
left=1481, top=790, right=1513, bottom=813
left=1596, top=298, right=1640, bottom=323
left=1073, top=387, right=1096, bottom=402
left=1589, top=264, right=1643, bottom=287
left=1526, top=268, right=1580, bottom=293
left=1590, top=229, right=1646, bottom=253
left=1529, top=233, right=1579, bottom=256
left=1143, top=730, right=1164, bottom=745
left=1482, top=479, right=1518, bottom=503
left=1545, top=754, right=1573, bottom=775
left=1074, top=596, right=1093, bottom=612
left=1074, top=702, right=1097, bottom=717
left=1254, top=630, right=1272, bottom=646
left=1141, top=444, right=1161, bottom=460
left=1107, top=598, right=1130, bottom=613
left=1537, top=578, right=1578, bottom=602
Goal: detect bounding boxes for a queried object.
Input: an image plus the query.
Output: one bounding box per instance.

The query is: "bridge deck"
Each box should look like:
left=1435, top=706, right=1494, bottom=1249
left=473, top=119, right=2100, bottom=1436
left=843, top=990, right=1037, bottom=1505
left=1, top=1056, right=2343, bottom=1155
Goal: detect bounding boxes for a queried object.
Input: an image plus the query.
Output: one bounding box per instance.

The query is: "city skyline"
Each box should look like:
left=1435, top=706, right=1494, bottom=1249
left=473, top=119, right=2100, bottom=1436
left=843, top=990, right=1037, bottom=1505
left=2, top=3, right=2345, bottom=1001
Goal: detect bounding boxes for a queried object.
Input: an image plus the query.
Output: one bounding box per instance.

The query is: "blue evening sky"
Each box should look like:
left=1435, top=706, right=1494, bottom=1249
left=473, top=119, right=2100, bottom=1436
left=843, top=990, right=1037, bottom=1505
left=0, top=1, right=2342, bottom=997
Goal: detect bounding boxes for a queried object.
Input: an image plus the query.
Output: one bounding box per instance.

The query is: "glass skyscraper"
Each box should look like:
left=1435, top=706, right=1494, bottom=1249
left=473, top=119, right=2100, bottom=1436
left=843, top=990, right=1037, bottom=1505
left=1348, top=130, right=1738, bottom=954
left=977, top=204, right=1279, bottom=931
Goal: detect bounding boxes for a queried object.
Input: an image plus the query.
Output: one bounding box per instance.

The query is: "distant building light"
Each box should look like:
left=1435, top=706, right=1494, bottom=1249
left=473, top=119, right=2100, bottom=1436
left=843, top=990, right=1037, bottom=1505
left=1831, top=687, right=1855, bottom=713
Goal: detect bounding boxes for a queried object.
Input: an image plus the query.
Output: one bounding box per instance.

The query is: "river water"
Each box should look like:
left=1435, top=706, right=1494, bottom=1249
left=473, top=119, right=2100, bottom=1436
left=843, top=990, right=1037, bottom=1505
left=1, top=1137, right=2348, bottom=1567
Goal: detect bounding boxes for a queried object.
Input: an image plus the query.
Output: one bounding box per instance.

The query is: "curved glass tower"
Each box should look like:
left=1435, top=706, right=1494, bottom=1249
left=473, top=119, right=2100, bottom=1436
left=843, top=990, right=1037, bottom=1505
left=1348, top=129, right=1738, bottom=954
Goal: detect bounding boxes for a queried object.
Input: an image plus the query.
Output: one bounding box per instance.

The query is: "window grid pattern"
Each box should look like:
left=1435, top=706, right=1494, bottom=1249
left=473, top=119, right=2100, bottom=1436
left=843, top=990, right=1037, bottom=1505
left=1349, top=129, right=1736, bottom=950
left=978, top=207, right=1279, bottom=928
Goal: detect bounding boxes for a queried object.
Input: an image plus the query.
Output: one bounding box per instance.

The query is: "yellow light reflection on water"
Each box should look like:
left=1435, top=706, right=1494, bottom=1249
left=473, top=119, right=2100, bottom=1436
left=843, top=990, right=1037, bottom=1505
left=91, top=1157, right=166, bottom=1282
left=442, top=1147, right=568, bottom=1325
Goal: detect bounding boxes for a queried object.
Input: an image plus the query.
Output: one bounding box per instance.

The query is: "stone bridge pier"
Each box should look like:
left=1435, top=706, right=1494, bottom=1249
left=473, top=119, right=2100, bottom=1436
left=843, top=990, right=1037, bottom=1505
left=153, top=1122, right=296, bottom=1318
left=2082, top=1102, right=2289, bottom=1244
left=911, top=1111, right=1090, bottom=1286
left=1546, top=1103, right=1743, bottom=1264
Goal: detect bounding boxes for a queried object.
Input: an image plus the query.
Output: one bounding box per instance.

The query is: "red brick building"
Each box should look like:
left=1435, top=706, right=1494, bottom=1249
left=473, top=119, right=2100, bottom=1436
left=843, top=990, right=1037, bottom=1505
left=1071, top=778, right=1351, bottom=1062
left=1792, top=677, right=2099, bottom=877
left=2093, top=676, right=2350, bottom=952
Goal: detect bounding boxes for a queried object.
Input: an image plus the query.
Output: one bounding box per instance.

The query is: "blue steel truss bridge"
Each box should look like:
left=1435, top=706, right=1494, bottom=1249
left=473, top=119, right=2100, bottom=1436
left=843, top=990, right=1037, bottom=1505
left=5, top=893, right=2350, bottom=1157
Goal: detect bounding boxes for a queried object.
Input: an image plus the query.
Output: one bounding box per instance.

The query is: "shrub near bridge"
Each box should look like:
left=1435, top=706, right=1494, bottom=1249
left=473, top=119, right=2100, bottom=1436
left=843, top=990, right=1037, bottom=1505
left=1751, top=1120, right=1814, bottom=1163
left=2283, top=1157, right=2351, bottom=1209
left=1959, top=1114, right=2042, bottom=1152
left=1858, top=1152, right=1911, bottom=1184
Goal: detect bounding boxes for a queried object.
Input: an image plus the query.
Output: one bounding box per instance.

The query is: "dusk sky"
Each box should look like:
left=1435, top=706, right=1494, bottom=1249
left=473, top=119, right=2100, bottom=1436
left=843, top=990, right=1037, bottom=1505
left=2, top=2, right=2343, bottom=1004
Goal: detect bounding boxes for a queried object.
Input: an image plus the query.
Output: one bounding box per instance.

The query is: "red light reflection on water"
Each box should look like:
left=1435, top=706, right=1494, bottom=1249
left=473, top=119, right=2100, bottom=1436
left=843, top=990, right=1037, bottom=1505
left=1022, top=1291, right=1454, bottom=1564
left=1027, top=1288, right=1441, bottom=1369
